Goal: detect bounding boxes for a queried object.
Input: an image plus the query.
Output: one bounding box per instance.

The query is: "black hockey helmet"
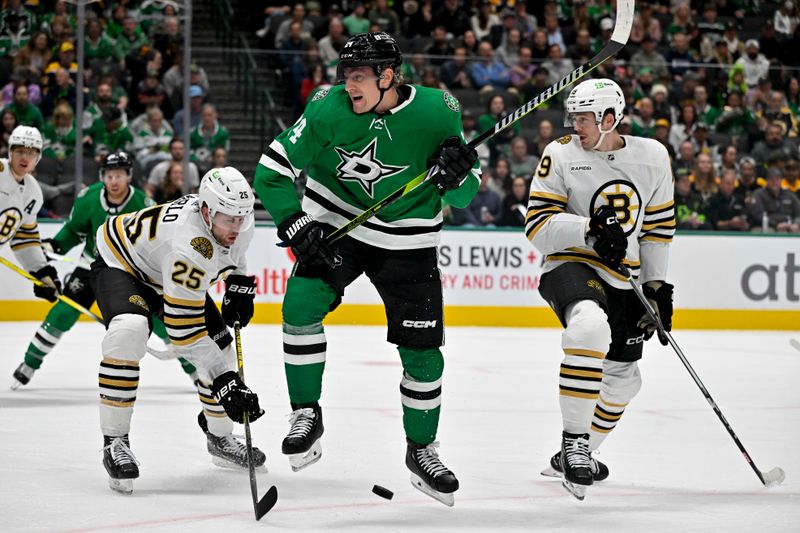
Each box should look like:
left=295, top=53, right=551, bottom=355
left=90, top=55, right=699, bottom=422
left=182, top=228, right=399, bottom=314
left=101, top=151, right=133, bottom=177
left=337, top=32, right=403, bottom=81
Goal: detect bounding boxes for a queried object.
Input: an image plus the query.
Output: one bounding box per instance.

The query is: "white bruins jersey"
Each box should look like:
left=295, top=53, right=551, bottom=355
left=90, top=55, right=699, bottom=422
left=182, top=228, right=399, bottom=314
left=525, top=134, right=675, bottom=290
left=96, top=195, right=253, bottom=353
left=0, top=158, right=46, bottom=272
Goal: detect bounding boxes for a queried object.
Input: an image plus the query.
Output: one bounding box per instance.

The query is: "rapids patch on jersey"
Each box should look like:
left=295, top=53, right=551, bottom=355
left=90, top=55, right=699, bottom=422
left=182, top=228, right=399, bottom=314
left=191, top=237, right=214, bottom=260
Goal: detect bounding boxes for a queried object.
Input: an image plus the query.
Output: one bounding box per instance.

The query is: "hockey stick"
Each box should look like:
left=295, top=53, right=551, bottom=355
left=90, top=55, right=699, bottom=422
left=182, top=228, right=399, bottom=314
left=233, top=321, right=278, bottom=520
left=0, top=255, right=104, bottom=323
left=0, top=254, right=176, bottom=360
left=321, top=0, right=635, bottom=244
left=620, top=265, right=786, bottom=488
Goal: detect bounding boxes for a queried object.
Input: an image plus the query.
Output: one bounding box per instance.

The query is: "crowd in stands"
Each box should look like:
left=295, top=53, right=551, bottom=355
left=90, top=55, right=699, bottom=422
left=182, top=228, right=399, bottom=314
left=1, top=0, right=798, bottom=234
left=0, top=0, right=230, bottom=217
left=254, top=0, right=800, bottom=233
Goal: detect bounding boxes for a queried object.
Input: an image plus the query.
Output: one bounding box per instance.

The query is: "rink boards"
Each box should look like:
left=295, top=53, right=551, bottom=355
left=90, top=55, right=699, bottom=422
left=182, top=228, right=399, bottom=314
left=1, top=224, right=798, bottom=330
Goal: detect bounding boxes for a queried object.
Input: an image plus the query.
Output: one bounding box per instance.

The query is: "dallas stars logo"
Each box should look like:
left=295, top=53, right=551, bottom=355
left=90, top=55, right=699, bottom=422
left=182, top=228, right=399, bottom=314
left=334, top=138, right=408, bottom=197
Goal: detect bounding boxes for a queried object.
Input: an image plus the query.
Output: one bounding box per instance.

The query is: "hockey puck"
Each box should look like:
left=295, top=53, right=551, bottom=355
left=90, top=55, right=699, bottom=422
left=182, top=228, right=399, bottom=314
left=372, top=484, right=394, bottom=500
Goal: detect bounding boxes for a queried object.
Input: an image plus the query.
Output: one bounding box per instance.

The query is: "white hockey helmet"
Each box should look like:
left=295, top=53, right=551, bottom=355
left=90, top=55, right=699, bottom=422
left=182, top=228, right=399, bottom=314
left=564, top=78, right=625, bottom=130
left=9, top=125, right=43, bottom=163
left=198, top=166, right=255, bottom=233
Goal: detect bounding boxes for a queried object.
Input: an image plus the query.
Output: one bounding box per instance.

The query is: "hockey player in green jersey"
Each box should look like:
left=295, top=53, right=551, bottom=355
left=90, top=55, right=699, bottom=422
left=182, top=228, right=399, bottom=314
left=254, top=32, right=480, bottom=507
left=11, top=151, right=198, bottom=388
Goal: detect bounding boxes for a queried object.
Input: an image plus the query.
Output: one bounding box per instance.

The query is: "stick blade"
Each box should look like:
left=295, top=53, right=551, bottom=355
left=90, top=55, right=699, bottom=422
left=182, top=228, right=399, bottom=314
left=255, top=485, right=278, bottom=520
left=763, top=467, right=785, bottom=488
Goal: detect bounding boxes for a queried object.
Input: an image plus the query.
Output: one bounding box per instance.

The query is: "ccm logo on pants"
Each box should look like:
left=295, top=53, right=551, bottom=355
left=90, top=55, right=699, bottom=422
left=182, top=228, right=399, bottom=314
left=402, top=320, right=437, bottom=328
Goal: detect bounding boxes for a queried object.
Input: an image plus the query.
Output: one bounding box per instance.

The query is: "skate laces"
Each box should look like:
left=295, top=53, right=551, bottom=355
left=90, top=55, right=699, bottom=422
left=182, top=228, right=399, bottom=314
left=104, top=437, right=140, bottom=467
left=564, top=436, right=591, bottom=469
left=215, top=434, right=247, bottom=455
left=286, top=408, right=316, bottom=438
left=414, top=442, right=451, bottom=478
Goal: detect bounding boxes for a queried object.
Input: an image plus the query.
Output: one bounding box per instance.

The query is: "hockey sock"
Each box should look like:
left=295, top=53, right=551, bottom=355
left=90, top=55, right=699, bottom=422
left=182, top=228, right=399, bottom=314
left=197, top=381, right=233, bottom=436
left=99, top=358, right=139, bottom=435
left=589, top=396, right=627, bottom=451
left=399, top=346, right=443, bottom=446
left=282, top=323, right=326, bottom=404
left=23, top=301, right=79, bottom=369
left=281, top=276, right=338, bottom=404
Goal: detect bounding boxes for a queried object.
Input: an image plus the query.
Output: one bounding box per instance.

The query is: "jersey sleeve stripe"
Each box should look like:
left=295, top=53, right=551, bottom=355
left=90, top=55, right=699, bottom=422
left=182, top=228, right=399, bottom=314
left=12, top=230, right=40, bottom=239
left=640, top=235, right=673, bottom=243
left=163, top=295, right=205, bottom=308
left=641, top=220, right=677, bottom=231
left=170, top=329, right=208, bottom=346
left=102, top=221, right=138, bottom=279
left=10, top=241, right=40, bottom=251
left=269, top=140, right=302, bottom=176
left=305, top=187, right=444, bottom=235
left=529, top=192, right=568, bottom=205
left=19, top=222, right=38, bottom=231
left=645, top=200, right=675, bottom=214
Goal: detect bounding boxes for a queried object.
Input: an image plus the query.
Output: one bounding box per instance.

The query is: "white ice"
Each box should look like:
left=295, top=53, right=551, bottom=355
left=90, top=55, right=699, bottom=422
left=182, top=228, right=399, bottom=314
left=1, top=323, right=798, bottom=532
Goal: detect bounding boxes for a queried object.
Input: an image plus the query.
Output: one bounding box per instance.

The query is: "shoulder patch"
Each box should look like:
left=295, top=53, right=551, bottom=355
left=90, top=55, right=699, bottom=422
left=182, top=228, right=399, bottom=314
left=556, top=135, right=572, bottom=145
left=311, top=87, right=331, bottom=102
left=443, top=92, right=460, bottom=112
left=191, top=236, right=214, bottom=260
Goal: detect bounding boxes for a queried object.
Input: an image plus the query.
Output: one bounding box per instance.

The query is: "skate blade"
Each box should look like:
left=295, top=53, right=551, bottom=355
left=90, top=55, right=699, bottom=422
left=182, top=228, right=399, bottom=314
left=409, top=473, right=455, bottom=507
left=211, top=455, right=268, bottom=472
left=108, top=477, right=134, bottom=494
left=561, top=479, right=588, bottom=501
left=288, top=440, right=322, bottom=472
left=540, top=466, right=562, bottom=478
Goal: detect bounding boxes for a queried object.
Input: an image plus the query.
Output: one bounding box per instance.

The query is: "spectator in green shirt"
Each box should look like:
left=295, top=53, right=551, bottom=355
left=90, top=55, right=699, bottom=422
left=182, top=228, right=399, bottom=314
left=190, top=103, right=230, bottom=173
left=343, top=2, right=371, bottom=36
left=84, top=18, right=116, bottom=65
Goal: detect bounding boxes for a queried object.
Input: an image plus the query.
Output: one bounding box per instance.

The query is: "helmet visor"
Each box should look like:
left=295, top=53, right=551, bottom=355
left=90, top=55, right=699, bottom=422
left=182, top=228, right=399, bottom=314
left=564, top=112, right=598, bottom=128
left=211, top=211, right=254, bottom=233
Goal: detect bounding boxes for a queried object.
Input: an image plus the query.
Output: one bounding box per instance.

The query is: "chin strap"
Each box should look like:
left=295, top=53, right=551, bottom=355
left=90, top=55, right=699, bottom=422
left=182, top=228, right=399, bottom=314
left=592, top=123, right=615, bottom=150
left=367, top=74, right=388, bottom=114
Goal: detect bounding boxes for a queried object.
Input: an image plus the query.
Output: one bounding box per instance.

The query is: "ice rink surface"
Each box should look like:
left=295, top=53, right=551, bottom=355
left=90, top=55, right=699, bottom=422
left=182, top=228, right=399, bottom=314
left=1, top=322, right=798, bottom=533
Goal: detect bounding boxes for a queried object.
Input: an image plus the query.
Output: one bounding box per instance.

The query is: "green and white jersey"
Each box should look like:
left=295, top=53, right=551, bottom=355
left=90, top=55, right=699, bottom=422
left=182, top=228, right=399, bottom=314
left=254, top=84, right=481, bottom=250
left=52, top=181, right=153, bottom=264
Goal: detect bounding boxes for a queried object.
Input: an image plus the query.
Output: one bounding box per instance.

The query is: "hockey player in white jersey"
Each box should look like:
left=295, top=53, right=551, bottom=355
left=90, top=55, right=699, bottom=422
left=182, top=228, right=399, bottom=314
left=525, top=79, right=676, bottom=500
left=91, top=167, right=266, bottom=493
left=0, top=125, right=61, bottom=305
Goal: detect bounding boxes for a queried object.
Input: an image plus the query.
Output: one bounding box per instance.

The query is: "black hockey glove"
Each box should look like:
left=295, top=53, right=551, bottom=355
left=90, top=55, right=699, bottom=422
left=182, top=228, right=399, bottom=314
left=277, top=211, right=339, bottom=268
left=587, top=205, right=627, bottom=267
left=637, top=281, right=674, bottom=346
left=211, top=371, right=264, bottom=424
left=428, top=136, right=478, bottom=195
left=221, top=274, right=257, bottom=328
left=31, top=265, right=61, bottom=303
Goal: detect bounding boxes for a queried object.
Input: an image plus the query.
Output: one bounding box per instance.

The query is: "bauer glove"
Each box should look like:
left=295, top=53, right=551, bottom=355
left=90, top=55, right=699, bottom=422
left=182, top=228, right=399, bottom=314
left=587, top=205, right=627, bottom=267
left=277, top=211, right=339, bottom=268
left=221, top=274, right=257, bottom=328
left=211, top=371, right=264, bottom=424
left=31, top=265, right=61, bottom=303
left=428, top=136, right=478, bottom=195
left=637, top=281, right=674, bottom=346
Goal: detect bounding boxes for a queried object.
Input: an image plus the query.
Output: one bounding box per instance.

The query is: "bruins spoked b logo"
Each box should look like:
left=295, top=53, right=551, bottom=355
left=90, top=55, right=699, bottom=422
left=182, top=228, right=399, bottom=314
left=590, top=180, right=641, bottom=235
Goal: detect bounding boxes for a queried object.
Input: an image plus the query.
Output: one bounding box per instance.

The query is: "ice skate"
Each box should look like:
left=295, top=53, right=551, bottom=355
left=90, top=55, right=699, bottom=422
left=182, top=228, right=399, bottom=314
left=559, top=431, right=593, bottom=501
left=103, top=435, right=139, bottom=494
left=406, top=439, right=459, bottom=507
left=541, top=450, right=609, bottom=481
left=11, top=362, right=35, bottom=390
left=282, top=402, right=324, bottom=472
left=197, top=412, right=266, bottom=470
